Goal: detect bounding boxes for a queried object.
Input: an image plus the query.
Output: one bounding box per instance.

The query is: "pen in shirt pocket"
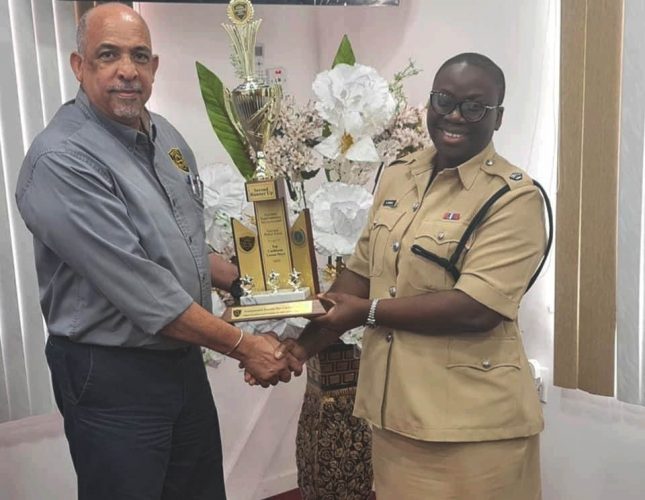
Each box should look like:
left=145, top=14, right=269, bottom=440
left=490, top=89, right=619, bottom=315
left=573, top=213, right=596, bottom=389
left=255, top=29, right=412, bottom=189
left=186, top=173, right=204, bottom=200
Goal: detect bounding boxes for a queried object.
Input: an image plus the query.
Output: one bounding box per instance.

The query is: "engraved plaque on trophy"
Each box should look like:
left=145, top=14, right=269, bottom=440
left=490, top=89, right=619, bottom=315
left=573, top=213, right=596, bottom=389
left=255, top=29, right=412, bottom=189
left=220, top=0, right=324, bottom=323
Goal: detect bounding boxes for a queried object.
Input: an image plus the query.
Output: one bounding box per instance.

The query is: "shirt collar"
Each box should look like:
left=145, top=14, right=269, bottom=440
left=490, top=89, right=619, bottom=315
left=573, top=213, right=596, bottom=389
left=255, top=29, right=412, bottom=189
left=456, top=142, right=497, bottom=190
left=75, top=89, right=156, bottom=148
left=409, top=141, right=497, bottom=191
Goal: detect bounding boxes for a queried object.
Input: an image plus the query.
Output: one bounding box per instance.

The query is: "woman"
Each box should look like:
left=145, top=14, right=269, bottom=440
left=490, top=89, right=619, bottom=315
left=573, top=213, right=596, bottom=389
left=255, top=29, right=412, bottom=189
left=277, top=53, right=546, bottom=499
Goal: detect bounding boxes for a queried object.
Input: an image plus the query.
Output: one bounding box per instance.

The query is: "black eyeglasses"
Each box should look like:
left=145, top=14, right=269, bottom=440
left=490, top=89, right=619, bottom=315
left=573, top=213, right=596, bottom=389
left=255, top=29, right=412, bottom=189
left=429, top=91, right=502, bottom=123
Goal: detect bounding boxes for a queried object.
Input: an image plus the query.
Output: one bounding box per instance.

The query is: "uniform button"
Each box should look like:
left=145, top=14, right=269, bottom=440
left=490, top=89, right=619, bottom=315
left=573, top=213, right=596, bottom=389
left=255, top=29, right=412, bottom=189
left=386, top=332, right=393, bottom=342
left=482, top=359, right=492, bottom=369
left=485, top=159, right=494, bottom=166
left=412, top=202, right=420, bottom=212
left=437, top=232, right=445, bottom=241
left=392, top=241, right=400, bottom=252
left=388, top=286, right=397, bottom=297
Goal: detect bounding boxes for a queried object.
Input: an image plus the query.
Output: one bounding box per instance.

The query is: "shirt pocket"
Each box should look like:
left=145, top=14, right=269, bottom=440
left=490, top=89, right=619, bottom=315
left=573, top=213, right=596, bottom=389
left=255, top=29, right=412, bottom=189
left=446, top=336, right=521, bottom=371
left=369, top=208, right=406, bottom=277
left=446, top=337, right=522, bottom=424
left=184, top=174, right=205, bottom=211
left=408, top=221, right=466, bottom=291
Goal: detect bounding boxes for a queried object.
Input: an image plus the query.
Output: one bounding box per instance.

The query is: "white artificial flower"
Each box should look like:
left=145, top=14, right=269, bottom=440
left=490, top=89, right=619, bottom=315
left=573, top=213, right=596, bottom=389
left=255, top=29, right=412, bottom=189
left=341, top=326, right=365, bottom=349
left=200, top=162, right=249, bottom=254
left=309, top=182, right=373, bottom=256
left=312, top=63, right=396, bottom=162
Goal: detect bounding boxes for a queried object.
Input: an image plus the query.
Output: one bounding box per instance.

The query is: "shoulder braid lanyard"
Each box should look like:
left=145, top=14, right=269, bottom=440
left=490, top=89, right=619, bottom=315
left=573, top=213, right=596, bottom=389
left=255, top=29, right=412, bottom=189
left=411, top=180, right=553, bottom=293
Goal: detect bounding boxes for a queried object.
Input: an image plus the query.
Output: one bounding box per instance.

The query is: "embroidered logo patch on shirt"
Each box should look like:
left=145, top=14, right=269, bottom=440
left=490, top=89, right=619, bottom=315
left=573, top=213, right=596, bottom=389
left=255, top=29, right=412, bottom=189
left=168, top=148, right=189, bottom=172
left=383, top=199, right=398, bottom=208
left=442, top=212, right=461, bottom=221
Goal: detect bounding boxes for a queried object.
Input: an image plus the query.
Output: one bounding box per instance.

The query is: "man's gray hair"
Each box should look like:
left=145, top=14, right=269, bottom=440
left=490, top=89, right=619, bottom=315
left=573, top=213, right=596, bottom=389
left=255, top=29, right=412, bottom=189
left=76, top=8, right=90, bottom=54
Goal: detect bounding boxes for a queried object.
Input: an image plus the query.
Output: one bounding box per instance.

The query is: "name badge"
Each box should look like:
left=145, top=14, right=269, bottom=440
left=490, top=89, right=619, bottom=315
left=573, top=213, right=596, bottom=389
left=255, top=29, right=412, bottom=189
left=383, top=199, right=398, bottom=208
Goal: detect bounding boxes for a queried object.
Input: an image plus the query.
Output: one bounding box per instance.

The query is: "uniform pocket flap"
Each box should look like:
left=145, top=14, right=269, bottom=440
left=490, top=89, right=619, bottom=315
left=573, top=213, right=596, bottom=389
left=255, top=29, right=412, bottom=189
left=414, top=221, right=464, bottom=246
left=447, top=337, right=520, bottom=371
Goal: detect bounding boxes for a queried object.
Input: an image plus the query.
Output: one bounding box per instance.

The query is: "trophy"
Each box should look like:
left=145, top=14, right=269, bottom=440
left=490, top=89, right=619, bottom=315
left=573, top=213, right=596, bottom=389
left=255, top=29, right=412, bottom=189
left=221, top=0, right=324, bottom=323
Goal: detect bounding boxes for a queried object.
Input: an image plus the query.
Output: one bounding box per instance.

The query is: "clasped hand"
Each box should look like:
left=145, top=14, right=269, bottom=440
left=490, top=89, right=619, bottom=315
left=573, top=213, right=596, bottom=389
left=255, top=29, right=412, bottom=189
left=237, top=333, right=306, bottom=388
left=240, top=292, right=369, bottom=387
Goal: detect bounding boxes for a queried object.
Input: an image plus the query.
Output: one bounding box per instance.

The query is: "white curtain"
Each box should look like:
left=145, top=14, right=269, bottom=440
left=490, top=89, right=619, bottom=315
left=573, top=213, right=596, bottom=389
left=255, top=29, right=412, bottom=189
left=617, top=0, right=645, bottom=406
left=0, top=0, right=77, bottom=422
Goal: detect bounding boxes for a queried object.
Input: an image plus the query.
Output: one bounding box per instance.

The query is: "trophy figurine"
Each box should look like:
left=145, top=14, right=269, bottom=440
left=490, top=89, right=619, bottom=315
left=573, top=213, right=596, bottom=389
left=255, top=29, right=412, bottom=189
left=239, top=274, right=254, bottom=297
left=221, top=0, right=324, bottom=323
left=288, top=268, right=302, bottom=292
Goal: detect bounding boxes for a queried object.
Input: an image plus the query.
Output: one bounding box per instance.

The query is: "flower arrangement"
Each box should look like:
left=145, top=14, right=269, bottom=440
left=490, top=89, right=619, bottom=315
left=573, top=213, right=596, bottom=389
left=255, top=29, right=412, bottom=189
left=264, top=42, right=430, bottom=269
left=197, top=36, right=430, bottom=349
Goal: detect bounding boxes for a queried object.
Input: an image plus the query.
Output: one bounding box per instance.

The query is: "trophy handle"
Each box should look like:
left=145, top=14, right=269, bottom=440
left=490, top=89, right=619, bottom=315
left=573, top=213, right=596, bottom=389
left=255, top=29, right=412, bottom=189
left=223, top=87, right=249, bottom=143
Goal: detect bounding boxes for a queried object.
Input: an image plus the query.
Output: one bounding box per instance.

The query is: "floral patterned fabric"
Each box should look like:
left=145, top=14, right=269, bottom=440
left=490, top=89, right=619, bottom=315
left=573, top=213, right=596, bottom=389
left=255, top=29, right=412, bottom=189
left=297, top=345, right=373, bottom=500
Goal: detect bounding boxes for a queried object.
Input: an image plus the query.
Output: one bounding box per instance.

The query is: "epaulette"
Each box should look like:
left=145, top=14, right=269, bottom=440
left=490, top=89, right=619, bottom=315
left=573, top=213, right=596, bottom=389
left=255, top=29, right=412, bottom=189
left=482, top=154, right=533, bottom=190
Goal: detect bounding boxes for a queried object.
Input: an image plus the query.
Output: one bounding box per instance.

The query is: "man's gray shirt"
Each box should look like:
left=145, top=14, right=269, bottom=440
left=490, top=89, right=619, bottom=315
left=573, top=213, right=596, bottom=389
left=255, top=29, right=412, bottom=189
left=16, top=90, right=211, bottom=349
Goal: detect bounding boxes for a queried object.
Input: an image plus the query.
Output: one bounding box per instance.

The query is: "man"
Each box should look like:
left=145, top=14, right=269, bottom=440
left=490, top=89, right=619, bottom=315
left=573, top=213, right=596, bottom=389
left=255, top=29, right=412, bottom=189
left=15, top=3, right=290, bottom=499
left=273, top=53, right=546, bottom=499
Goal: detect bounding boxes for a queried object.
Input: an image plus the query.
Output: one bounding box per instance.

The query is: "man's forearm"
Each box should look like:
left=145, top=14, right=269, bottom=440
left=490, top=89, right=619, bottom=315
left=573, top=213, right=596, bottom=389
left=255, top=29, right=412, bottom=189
left=160, top=302, right=247, bottom=361
left=209, top=253, right=239, bottom=291
left=164, top=302, right=291, bottom=385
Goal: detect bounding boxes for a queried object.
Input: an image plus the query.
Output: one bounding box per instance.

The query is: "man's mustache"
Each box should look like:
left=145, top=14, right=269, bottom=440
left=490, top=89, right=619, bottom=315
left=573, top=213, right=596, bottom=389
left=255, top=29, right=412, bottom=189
left=108, top=84, right=143, bottom=93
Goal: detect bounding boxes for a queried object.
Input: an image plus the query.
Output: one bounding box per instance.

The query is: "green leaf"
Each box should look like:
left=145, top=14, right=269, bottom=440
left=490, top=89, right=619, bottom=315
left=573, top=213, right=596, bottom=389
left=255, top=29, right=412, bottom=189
left=195, top=61, right=255, bottom=180
left=332, top=35, right=356, bottom=68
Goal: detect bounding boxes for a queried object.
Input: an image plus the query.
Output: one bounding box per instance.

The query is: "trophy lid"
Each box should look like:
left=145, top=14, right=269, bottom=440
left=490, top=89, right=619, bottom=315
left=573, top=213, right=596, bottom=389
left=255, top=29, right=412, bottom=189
left=227, top=0, right=254, bottom=26
left=223, top=0, right=261, bottom=82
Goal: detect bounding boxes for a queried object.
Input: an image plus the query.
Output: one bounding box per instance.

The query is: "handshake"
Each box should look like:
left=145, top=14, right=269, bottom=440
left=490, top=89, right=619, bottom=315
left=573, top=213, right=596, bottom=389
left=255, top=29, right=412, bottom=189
left=232, top=291, right=370, bottom=388
left=236, top=333, right=307, bottom=388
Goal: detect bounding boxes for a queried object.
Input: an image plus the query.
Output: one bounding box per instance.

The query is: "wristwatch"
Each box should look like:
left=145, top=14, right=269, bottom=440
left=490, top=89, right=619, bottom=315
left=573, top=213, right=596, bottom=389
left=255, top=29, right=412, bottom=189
left=365, top=298, right=380, bottom=328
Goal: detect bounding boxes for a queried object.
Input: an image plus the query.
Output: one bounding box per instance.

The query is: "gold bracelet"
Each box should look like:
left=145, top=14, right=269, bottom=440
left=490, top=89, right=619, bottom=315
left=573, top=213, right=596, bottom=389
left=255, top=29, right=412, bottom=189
left=225, top=328, right=245, bottom=356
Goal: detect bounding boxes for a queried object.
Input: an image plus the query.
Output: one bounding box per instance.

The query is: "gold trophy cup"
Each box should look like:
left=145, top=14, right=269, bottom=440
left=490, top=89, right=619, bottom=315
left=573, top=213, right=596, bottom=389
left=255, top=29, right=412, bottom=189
left=221, top=0, right=324, bottom=323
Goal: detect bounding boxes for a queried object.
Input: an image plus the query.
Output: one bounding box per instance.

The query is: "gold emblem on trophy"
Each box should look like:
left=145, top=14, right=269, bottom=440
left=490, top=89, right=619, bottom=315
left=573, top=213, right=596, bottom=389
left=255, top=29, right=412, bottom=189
left=221, top=0, right=324, bottom=323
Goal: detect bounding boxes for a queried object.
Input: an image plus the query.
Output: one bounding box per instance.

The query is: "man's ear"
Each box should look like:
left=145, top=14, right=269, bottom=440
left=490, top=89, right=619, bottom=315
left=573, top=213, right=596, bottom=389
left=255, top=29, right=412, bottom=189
left=151, top=54, right=159, bottom=81
left=494, top=107, right=504, bottom=131
left=70, top=52, right=83, bottom=83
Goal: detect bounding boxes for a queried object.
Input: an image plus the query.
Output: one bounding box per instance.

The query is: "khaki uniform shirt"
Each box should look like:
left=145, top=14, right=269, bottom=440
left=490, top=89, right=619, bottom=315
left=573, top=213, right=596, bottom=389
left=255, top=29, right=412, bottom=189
left=346, top=142, right=545, bottom=442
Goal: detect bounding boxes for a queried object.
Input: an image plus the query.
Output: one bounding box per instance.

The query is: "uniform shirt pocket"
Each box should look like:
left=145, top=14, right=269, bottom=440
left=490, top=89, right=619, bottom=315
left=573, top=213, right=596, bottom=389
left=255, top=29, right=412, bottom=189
left=369, top=208, right=406, bottom=277
left=446, top=336, right=521, bottom=371
left=446, top=336, right=522, bottom=425
left=407, top=221, right=466, bottom=291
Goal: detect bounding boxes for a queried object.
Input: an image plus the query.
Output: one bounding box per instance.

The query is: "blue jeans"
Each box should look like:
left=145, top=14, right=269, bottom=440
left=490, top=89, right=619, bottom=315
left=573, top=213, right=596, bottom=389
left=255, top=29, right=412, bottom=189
left=45, top=335, right=226, bottom=500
